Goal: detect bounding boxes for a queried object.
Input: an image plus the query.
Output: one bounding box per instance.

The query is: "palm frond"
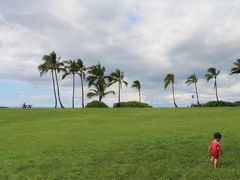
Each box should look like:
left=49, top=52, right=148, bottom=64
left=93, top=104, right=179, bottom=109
left=164, top=74, right=174, bottom=89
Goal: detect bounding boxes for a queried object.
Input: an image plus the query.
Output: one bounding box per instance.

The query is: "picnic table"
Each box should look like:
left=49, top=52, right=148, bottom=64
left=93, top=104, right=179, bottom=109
left=21, top=103, right=32, bottom=109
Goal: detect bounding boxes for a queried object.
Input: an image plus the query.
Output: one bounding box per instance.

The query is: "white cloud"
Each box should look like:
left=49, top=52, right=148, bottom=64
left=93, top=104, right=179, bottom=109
left=1, top=0, right=240, bottom=107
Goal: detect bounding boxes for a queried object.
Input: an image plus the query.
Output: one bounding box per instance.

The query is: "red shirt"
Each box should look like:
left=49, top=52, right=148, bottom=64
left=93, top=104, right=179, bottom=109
left=210, top=140, right=220, bottom=154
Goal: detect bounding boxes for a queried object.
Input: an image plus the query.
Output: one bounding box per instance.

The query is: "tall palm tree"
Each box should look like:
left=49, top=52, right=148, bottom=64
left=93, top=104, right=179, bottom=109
left=38, top=59, right=57, bottom=108
left=38, top=51, right=64, bottom=108
left=87, top=76, right=115, bottom=102
left=109, top=69, right=128, bottom=103
left=62, top=60, right=79, bottom=108
left=52, top=53, right=65, bottom=108
left=185, top=74, right=200, bottom=106
left=230, top=59, right=240, bottom=75
left=76, top=59, right=87, bottom=108
left=132, top=80, right=141, bottom=102
left=205, top=67, right=220, bottom=104
left=164, top=74, right=178, bottom=107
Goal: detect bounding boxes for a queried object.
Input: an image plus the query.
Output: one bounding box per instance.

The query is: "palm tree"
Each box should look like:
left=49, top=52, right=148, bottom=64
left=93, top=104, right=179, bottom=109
left=62, top=60, right=79, bottom=108
left=87, top=63, right=115, bottom=102
left=87, top=63, right=106, bottom=87
left=38, top=59, right=57, bottom=108
left=87, top=76, right=115, bottom=101
left=109, top=69, right=128, bottom=103
left=185, top=74, right=200, bottom=106
left=205, top=67, right=220, bottom=104
left=164, top=74, right=178, bottom=107
left=38, top=51, right=64, bottom=108
left=132, top=80, right=141, bottom=102
left=230, top=59, right=240, bottom=75
left=76, top=59, right=87, bottom=108
left=52, top=53, right=65, bottom=108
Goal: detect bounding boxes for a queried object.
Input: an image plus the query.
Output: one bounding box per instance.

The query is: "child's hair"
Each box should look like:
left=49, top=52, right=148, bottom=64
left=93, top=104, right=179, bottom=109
left=214, top=132, right=222, bottom=139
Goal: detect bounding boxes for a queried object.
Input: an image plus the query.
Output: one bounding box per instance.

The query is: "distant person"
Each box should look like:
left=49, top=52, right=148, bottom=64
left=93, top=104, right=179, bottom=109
left=208, top=132, right=223, bottom=168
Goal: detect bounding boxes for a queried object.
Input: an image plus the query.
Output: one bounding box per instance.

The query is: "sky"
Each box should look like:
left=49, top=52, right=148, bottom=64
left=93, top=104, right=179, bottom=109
left=1, top=0, right=240, bottom=108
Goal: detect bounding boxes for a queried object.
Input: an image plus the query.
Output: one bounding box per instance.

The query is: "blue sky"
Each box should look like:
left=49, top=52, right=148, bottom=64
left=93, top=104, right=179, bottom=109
left=1, top=0, right=240, bottom=108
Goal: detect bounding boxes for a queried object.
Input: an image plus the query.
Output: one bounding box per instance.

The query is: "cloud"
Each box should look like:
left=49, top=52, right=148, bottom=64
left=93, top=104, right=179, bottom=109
left=1, top=0, right=240, bottom=107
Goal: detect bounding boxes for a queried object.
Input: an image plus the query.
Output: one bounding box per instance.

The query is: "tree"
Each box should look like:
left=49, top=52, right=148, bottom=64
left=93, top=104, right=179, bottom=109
left=109, top=69, right=128, bottom=103
left=132, top=80, right=141, bottom=102
left=62, top=60, right=79, bottom=108
left=47, top=51, right=65, bottom=108
left=38, top=58, right=57, bottom=108
left=205, top=67, right=220, bottom=104
left=87, top=76, right=115, bottom=102
left=185, top=74, right=200, bottom=106
left=230, top=59, right=240, bottom=75
left=87, top=63, right=115, bottom=102
left=164, top=74, right=178, bottom=107
left=38, top=51, right=64, bottom=108
left=76, top=59, right=87, bottom=108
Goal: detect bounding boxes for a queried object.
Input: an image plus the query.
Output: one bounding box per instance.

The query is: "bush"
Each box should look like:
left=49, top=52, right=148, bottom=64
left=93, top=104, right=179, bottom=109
left=233, top=101, right=240, bottom=107
left=203, top=101, right=235, bottom=107
left=85, top=101, right=109, bottom=108
left=190, top=104, right=203, bottom=107
left=113, top=101, right=152, bottom=108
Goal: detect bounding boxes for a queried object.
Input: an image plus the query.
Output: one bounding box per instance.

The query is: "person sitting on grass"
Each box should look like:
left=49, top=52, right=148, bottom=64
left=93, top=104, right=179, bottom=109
left=208, top=132, right=223, bottom=169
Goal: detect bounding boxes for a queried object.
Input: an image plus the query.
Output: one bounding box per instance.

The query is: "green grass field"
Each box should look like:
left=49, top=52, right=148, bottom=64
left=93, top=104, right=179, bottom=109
left=0, top=108, right=240, bottom=179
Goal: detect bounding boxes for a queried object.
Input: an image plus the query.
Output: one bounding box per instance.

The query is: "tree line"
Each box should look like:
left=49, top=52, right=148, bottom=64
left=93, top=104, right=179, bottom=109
left=38, top=51, right=141, bottom=108
left=38, top=51, right=240, bottom=108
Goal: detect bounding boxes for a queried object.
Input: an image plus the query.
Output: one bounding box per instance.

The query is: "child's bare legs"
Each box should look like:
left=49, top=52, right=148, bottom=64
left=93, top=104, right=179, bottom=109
left=213, top=159, right=218, bottom=168
left=211, top=156, right=214, bottom=163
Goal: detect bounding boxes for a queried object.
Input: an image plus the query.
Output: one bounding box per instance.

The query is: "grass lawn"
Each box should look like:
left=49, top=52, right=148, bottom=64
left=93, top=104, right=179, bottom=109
left=0, top=108, right=240, bottom=179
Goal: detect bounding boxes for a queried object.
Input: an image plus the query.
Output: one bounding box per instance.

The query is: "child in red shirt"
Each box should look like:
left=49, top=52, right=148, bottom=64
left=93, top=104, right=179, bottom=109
left=208, top=132, right=223, bottom=168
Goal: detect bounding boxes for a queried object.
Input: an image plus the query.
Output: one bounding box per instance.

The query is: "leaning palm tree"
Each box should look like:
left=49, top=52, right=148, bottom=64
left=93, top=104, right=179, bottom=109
left=205, top=67, right=220, bottom=104
left=87, top=76, right=115, bottom=102
left=44, top=51, right=65, bottom=108
left=76, top=59, right=87, bottom=108
left=53, top=55, right=65, bottom=108
left=185, top=74, right=200, bottom=106
left=109, top=69, right=128, bottom=103
left=38, top=59, right=58, bottom=108
left=62, top=60, right=79, bottom=108
left=230, top=59, right=240, bottom=75
left=164, top=74, right=178, bottom=107
left=132, top=80, right=141, bottom=102
left=38, top=51, right=64, bottom=108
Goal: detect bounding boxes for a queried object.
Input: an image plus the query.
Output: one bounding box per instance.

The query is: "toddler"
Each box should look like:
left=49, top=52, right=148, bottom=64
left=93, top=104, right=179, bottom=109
left=208, top=132, right=223, bottom=168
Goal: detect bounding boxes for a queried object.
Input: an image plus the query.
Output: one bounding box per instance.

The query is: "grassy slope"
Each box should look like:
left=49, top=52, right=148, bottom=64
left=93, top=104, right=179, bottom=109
left=0, top=108, right=240, bottom=179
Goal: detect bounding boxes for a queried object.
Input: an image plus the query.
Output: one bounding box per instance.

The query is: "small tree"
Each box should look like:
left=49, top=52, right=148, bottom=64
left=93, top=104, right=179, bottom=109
left=132, top=80, right=141, bottom=102
left=164, top=74, right=178, bottom=107
left=185, top=73, right=200, bottom=106
left=109, top=69, right=128, bottom=103
left=205, top=67, right=220, bottom=104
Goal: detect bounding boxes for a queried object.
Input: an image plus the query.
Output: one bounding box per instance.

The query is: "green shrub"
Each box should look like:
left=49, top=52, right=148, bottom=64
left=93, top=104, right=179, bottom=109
left=233, top=101, right=240, bottom=106
left=85, top=101, right=109, bottom=108
left=203, top=101, right=234, bottom=107
left=113, top=101, right=152, bottom=108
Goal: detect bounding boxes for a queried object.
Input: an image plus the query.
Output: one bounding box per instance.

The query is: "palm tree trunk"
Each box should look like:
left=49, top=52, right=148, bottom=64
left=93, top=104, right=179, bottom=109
left=194, top=82, right=200, bottom=106
left=80, top=75, right=84, bottom=108
left=172, top=83, right=178, bottom=107
left=139, top=89, right=141, bottom=102
left=118, top=82, right=121, bottom=103
left=215, top=78, right=219, bottom=105
left=72, top=74, right=75, bottom=108
left=51, top=70, right=57, bottom=108
left=54, top=70, right=64, bottom=108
